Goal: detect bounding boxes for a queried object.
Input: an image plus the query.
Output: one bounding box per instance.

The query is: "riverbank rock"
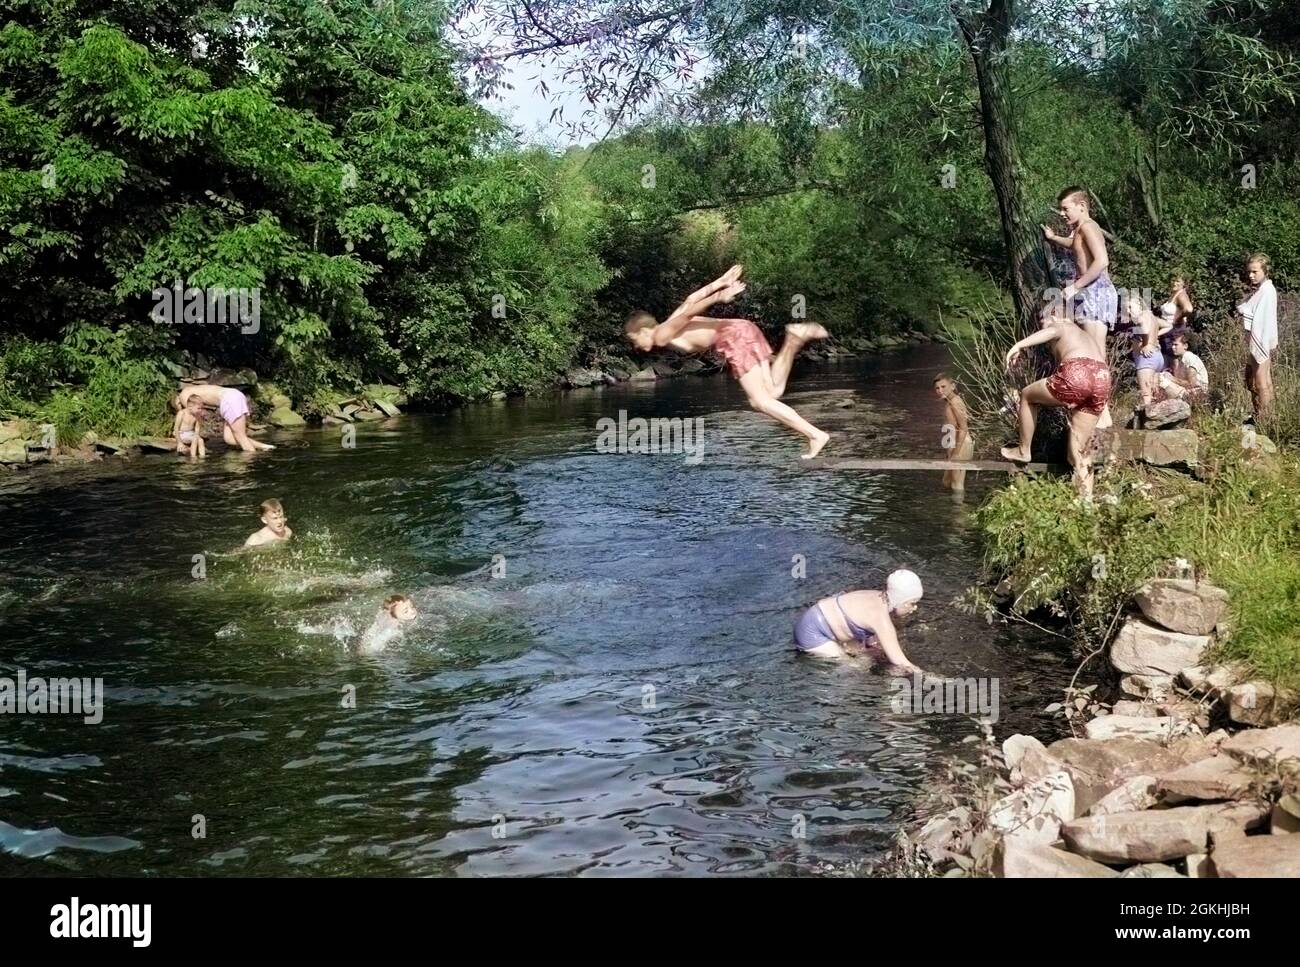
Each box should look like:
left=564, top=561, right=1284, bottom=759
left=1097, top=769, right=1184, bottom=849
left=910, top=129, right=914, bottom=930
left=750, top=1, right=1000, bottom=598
left=268, top=405, right=305, bottom=428
left=1224, top=680, right=1297, bottom=727
left=1143, top=398, right=1191, bottom=428
left=1086, top=775, right=1159, bottom=817
left=1220, top=724, right=1300, bottom=766
left=994, top=841, right=1119, bottom=878
left=1272, top=795, right=1300, bottom=834
left=630, top=368, right=657, bottom=382
left=1061, top=801, right=1268, bottom=863
left=1179, top=663, right=1248, bottom=695
left=1110, top=617, right=1210, bottom=676
left=989, top=772, right=1075, bottom=845
left=208, top=367, right=258, bottom=387
left=564, top=367, right=606, bottom=388
left=1156, top=755, right=1255, bottom=803
left=371, top=398, right=401, bottom=418
left=1093, top=428, right=1198, bottom=468
left=1120, top=674, right=1175, bottom=701
left=257, top=382, right=293, bottom=411
left=1043, top=737, right=1208, bottom=813
left=651, top=360, right=677, bottom=377
left=678, top=357, right=707, bottom=374
left=1084, top=714, right=1179, bottom=741
left=1120, top=862, right=1185, bottom=878
left=0, top=437, right=28, bottom=464
left=1135, top=579, right=1229, bottom=636
left=1210, top=834, right=1300, bottom=877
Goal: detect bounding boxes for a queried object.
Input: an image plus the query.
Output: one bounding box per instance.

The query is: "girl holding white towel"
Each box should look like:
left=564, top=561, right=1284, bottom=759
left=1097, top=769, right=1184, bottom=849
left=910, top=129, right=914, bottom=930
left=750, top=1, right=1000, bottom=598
left=1237, top=253, right=1279, bottom=420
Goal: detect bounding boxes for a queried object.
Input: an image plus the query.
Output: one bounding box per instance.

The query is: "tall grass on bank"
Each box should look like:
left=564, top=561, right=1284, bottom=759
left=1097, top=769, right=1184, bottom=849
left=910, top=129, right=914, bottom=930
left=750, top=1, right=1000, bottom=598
left=973, top=413, right=1300, bottom=693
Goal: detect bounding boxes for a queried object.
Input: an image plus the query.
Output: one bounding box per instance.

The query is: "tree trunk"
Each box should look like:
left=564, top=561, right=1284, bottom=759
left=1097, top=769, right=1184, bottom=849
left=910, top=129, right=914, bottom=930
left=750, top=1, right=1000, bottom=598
left=956, top=0, right=1048, bottom=331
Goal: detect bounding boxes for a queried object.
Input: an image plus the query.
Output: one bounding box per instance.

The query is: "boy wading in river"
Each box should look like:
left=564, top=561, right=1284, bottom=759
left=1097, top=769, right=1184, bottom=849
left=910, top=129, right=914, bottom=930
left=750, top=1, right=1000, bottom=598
left=1001, top=305, right=1112, bottom=497
left=624, top=265, right=832, bottom=458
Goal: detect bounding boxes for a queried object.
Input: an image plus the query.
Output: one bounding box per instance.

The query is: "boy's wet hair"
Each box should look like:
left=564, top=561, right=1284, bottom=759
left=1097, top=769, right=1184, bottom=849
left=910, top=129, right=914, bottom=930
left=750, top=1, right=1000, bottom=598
left=384, top=594, right=411, bottom=610
left=1245, top=252, right=1272, bottom=276
left=933, top=373, right=955, bottom=385
left=1058, top=186, right=1090, bottom=208
left=624, top=311, right=657, bottom=335
left=259, top=498, right=284, bottom=517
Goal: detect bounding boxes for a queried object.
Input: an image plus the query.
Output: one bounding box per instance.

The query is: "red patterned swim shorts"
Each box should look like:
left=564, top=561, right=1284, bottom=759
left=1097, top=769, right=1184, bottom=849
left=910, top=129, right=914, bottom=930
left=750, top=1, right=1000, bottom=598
left=1046, top=357, right=1112, bottom=416
left=713, top=319, right=773, bottom=379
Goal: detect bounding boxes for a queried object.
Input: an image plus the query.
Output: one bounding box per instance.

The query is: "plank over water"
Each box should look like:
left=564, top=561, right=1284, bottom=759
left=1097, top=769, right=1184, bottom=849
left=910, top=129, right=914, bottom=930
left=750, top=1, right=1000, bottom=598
left=804, top=457, right=1060, bottom=473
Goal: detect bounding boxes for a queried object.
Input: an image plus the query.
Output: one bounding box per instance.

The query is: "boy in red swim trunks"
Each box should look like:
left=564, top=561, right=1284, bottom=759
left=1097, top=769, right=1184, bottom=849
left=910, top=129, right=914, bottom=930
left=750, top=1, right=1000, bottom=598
left=1000, top=305, right=1112, bottom=496
left=624, top=265, right=831, bottom=458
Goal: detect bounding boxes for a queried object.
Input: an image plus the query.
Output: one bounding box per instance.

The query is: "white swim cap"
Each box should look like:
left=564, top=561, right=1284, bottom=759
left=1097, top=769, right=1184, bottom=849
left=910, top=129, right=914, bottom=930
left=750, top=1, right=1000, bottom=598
left=886, top=569, right=924, bottom=610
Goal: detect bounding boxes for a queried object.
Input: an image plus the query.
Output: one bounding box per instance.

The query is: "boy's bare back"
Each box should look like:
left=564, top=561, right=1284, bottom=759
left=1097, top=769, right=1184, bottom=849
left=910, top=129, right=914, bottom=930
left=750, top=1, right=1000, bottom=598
left=1051, top=321, right=1105, bottom=363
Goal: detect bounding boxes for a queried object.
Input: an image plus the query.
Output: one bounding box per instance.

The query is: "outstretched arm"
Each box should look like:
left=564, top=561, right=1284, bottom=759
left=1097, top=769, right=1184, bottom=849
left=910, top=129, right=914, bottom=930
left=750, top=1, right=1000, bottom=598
left=871, top=608, right=920, bottom=673
left=1006, top=325, right=1061, bottom=368
left=652, top=266, right=744, bottom=346
left=1041, top=224, right=1072, bottom=248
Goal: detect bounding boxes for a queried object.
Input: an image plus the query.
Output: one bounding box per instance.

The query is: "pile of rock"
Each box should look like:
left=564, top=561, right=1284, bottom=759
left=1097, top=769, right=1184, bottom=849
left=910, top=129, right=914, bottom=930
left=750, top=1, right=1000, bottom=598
left=919, top=577, right=1299, bottom=877
left=318, top=385, right=405, bottom=427
left=985, top=724, right=1300, bottom=877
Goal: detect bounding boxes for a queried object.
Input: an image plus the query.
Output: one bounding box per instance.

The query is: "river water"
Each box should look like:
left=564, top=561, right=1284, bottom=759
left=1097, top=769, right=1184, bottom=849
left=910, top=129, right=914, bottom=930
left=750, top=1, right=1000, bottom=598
left=0, top=345, right=1072, bottom=876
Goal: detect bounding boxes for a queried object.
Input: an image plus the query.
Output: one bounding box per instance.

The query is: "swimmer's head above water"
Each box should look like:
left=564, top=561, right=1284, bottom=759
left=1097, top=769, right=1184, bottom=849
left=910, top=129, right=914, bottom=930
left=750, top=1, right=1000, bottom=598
left=885, top=569, right=924, bottom=618
left=384, top=594, right=418, bottom=623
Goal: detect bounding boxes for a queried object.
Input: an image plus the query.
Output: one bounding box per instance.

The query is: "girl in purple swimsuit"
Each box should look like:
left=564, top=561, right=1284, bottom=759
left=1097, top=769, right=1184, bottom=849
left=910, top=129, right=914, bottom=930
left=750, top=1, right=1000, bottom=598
left=793, top=570, right=924, bottom=672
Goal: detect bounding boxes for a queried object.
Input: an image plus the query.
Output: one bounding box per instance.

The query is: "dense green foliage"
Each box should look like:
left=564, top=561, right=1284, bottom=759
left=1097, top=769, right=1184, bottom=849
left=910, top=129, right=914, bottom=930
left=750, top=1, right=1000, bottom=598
left=3, top=0, right=1300, bottom=440
left=975, top=413, right=1300, bottom=692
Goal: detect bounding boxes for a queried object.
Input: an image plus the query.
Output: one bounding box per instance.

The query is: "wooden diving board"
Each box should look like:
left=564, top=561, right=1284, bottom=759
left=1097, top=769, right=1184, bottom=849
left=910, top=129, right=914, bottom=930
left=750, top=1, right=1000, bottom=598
left=804, top=457, right=1060, bottom=473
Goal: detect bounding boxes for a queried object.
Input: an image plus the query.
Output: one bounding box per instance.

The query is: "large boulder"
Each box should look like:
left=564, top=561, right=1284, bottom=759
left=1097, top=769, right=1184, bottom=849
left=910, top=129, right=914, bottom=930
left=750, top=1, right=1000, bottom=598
left=1061, top=802, right=1268, bottom=863
left=1156, top=755, right=1255, bottom=803
left=1110, top=617, right=1210, bottom=676
left=1135, top=579, right=1229, bottom=635
left=1210, top=834, right=1300, bottom=877
left=371, top=398, right=401, bottom=418
left=988, top=771, right=1075, bottom=846
left=630, top=368, right=657, bottom=382
left=1220, top=724, right=1300, bottom=767
left=0, top=419, right=33, bottom=445
left=1143, top=398, right=1192, bottom=428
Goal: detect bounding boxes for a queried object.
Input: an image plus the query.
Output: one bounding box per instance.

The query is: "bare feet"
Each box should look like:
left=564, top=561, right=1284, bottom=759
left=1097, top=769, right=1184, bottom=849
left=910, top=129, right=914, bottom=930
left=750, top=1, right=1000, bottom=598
left=1000, top=445, right=1030, bottom=463
left=787, top=322, right=829, bottom=343
left=803, top=430, right=830, bottom=460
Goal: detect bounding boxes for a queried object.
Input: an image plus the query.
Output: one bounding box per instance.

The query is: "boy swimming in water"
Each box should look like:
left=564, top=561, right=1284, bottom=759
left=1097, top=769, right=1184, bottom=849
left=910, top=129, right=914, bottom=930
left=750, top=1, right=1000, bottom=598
left=623, top=265, right=832, bottom=458
left=172, top=394, right=207, bottom=459
left=245, top=498, right=293, bottom=547
left=1042, top=187, right=1116, bottom=429
left=933, top=373, right=973, bottom=491
left=792, top=569, right=924, bottom=672
left=357, top=594, right=418, bottom=656
left=1001, top=304, right=1111, bottom=497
